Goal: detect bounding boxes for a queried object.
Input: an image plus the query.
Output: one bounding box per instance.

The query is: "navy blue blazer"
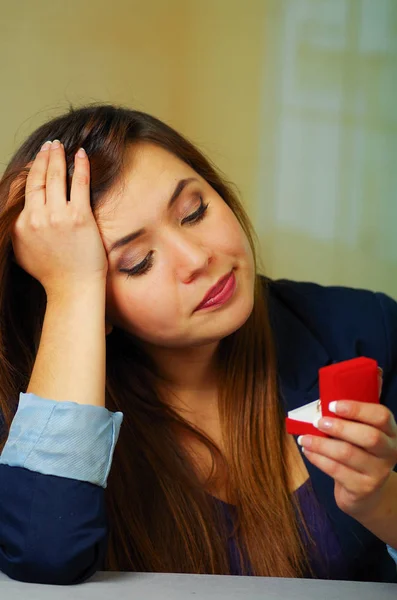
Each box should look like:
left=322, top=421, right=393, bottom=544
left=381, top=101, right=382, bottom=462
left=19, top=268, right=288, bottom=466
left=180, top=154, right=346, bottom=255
left=0, top=278, right=396, bottom=585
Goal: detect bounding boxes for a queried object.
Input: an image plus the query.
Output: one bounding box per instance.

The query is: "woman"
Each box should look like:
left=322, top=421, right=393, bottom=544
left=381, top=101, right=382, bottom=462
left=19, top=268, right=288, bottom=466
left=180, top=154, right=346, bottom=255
left=0, top=105, right=396, bottom=585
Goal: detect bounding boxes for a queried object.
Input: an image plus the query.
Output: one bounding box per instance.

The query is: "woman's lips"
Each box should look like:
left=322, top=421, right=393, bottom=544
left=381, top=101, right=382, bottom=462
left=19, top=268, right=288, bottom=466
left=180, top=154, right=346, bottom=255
left=194, top=270, right=236, bottom=311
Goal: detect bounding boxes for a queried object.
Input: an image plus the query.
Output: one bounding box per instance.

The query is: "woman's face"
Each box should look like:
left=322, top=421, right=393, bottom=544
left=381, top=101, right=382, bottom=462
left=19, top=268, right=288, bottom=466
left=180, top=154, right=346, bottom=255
left=96, top=142, right=255, bottom=349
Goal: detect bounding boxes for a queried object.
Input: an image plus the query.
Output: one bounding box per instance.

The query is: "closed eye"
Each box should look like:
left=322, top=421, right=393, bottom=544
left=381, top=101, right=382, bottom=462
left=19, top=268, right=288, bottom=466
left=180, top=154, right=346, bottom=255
left=120, top=197, right=209, bottom=278
left=181, top=197, right=209, bottom=225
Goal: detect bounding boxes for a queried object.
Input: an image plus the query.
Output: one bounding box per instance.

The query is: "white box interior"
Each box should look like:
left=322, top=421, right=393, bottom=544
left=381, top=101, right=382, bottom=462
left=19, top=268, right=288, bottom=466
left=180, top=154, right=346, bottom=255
left=287, top=399, right=321, bottom=423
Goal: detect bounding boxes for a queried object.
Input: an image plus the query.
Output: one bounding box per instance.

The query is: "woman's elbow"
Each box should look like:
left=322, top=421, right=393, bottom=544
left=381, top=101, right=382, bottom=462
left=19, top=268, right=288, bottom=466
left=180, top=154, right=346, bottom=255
left=0, top=541, right=105, bottom=585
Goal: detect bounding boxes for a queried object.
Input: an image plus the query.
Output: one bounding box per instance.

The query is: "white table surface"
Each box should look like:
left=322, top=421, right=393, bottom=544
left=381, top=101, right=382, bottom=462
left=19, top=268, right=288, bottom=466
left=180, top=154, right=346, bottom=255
left=0, top=571, right=396, bottom=599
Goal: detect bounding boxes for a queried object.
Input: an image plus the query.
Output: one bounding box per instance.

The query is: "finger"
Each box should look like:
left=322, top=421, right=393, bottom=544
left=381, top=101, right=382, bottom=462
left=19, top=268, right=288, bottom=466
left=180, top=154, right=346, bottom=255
left=298, top=435, right=391, bottom=475
left=302, top=449, right=378, bottom=495
left=326, top=400, right=397, bottom=437
left=69, top=148, right=91, bottom=209
left=45, top=140, right=67, bottom=208
left=378, top=367, right=383, bottom=398
left=24, top=141, right=52, bottom=210
left=313, top=416, right=397, bottom=458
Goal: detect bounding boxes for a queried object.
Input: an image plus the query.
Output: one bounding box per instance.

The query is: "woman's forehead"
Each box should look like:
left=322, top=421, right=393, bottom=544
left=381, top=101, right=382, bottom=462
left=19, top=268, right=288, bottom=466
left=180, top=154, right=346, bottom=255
left=95, top=144, right=199, bottom=243
left=108, top=144, right=195, bottom=207
left=123, top=143, right=191, bottom=183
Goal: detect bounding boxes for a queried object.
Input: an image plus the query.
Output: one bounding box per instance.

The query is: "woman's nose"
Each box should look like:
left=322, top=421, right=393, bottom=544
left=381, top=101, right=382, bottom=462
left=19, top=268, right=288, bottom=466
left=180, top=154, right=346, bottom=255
left=166, top=231, right=212, bottom=280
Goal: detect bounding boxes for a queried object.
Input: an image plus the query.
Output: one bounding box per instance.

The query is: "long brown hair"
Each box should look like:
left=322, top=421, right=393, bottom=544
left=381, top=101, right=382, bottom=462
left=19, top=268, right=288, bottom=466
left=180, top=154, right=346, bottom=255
left=0, top=105, right=309, bottom=576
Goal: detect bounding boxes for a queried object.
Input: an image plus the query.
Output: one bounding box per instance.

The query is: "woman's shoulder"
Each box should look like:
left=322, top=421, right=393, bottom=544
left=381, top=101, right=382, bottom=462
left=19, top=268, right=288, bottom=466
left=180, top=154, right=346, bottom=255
left=264, top=276, right=396, bottom=317
left=262, top=276, right=397, bottom=380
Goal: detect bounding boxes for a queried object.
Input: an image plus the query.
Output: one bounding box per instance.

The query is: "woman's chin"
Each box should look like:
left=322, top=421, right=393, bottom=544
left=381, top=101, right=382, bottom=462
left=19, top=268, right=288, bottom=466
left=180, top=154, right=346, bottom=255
left=191, top=293, right=254, bottom=345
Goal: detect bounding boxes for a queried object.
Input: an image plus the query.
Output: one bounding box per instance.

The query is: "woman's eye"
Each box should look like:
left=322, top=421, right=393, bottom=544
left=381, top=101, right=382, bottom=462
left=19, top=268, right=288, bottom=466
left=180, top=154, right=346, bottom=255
left=181, top=197, right=209, bottom=225
left=120, top=198, right=209, bottom=279
left=121, top=251, right=154, bottom=279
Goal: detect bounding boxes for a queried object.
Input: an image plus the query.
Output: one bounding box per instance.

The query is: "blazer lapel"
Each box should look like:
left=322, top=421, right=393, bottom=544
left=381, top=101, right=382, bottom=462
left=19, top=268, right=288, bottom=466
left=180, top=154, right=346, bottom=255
left=267, top=280, right=375, bottom=564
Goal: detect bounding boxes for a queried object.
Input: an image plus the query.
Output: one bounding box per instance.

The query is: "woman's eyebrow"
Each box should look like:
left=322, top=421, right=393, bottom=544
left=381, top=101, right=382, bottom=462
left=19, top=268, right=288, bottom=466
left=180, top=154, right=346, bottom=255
left=108, top=177, right=198, bottom=255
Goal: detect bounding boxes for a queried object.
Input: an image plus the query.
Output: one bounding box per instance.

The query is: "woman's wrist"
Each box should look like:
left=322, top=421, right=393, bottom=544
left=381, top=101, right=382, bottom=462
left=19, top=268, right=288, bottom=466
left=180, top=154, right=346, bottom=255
left=355, top=471, right=397, bottom=548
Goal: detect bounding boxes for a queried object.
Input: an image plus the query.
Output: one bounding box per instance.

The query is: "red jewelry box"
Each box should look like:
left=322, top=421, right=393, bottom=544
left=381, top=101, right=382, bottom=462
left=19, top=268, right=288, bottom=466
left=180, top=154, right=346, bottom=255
left=285, top=357, right=379, bottom=438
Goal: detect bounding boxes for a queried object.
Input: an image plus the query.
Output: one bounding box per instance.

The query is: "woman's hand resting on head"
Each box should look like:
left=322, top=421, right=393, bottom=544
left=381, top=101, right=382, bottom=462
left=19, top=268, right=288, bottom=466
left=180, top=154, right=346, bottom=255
left=298, top=371, right=397, bottom=524
left=11, top=140, right=108, bottom=302
left=10, top=140, right=109, bottom=407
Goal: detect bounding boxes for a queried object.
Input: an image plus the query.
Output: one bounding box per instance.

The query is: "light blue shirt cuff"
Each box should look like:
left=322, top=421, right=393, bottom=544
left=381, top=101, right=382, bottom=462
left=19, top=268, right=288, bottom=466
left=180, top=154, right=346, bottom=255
left=387, top=544, right=397, bottom=566
left=0, top=393, right=123, bottom=488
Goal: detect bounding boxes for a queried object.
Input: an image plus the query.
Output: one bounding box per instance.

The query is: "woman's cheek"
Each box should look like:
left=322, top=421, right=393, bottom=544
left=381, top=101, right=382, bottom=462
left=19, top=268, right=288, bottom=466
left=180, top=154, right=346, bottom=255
left=117, top=287, right=176, bottom=335
left=215, top=207, right=252, bottom=256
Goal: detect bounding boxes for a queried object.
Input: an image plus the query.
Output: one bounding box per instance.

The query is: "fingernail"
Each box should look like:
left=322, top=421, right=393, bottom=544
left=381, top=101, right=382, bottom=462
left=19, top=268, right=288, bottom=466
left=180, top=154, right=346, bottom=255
left=40, top=141, right=52, bottom=152
left=76, top=147, right=86, bottom=158
left=313, top=417, right=321, bottom=428
left=52, top=140, right=61, bottom=149
left=328, top=401, right=338, bottom=413
left=297, top=436, right=304, bottom=446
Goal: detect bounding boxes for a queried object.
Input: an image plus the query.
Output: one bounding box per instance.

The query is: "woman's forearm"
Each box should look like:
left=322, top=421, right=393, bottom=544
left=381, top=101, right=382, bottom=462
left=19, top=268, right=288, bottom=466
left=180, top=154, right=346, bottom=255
left=27, top=282, right=107, bottom=407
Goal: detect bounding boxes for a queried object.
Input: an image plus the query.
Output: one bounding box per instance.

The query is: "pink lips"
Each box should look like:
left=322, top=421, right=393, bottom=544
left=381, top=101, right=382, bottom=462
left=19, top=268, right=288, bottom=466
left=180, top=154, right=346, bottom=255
left=195, top=270, right=236, bottom=311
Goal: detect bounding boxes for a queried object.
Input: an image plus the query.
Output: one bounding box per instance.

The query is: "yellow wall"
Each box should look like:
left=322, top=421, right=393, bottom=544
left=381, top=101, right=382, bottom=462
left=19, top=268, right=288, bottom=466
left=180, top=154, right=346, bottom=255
left=1, top=0, right=396, bottom=297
